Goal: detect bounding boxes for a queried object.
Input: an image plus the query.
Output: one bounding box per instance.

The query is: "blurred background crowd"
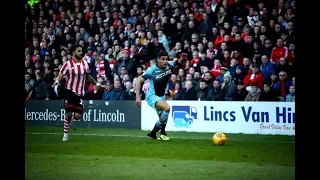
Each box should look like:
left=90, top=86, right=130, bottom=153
left=25, top=0, right=296, bottom=102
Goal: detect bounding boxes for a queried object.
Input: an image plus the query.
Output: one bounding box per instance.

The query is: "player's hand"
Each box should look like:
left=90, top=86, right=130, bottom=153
left=52, top=81, right=60, bottom=87
left=135, top=97, right=141, bottom=107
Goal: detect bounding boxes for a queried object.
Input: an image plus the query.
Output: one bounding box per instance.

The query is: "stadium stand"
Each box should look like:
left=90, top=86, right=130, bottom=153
left=24, top=0, right=296, bottom=102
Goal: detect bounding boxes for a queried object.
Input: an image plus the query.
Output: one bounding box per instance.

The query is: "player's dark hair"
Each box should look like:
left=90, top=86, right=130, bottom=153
left=70, top=45, right=82, bottom=53
left=157, top=51, right=169, bottom=58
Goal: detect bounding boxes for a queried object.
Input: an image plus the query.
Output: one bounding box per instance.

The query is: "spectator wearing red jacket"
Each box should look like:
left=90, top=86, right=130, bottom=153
left=270, top=38, right=288, bottom=64
left=24, top=0, right=297, bottom=102
left=214, top=28, right=226, bottom=47
left=210, top=59, right=222, bottom=79
left=243, top=63, right=264, bottom=91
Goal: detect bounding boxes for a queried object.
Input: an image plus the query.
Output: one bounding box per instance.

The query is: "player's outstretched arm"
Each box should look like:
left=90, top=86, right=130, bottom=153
left=169, top=57, right=184, bottom=67
left=135, top=76, right=145, bottom=107
left=52, top=73, right=64, bottom=87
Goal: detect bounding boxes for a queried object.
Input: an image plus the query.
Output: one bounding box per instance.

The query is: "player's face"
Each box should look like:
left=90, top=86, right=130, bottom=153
left=74, top=47, right=83, bottom=60
left=158, top=55, right=169, bottom=68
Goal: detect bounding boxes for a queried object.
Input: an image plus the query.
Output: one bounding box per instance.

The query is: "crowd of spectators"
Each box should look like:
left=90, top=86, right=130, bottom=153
left=24, top=0, right=296, bottom=102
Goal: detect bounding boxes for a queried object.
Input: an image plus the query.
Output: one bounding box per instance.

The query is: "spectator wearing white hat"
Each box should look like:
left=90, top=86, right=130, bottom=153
left=244, top=83, right=261, bottom=101
left=221, top=74, right=237, bottom=101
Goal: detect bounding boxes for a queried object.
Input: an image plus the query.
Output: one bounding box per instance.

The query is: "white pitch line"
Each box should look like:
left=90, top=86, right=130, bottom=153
left=26, top=132, right=295, bottom=144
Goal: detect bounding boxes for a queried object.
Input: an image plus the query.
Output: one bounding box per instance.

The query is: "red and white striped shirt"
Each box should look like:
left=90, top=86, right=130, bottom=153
left=60, top=58, right=90, bottom=96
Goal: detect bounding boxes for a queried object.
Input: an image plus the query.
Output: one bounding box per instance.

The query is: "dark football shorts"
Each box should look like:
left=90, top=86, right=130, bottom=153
left=64, top=89, right=84, bottom=115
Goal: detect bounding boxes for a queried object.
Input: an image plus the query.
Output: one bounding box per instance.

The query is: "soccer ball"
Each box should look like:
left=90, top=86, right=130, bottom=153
left=212, top=132, right=227, bottom=145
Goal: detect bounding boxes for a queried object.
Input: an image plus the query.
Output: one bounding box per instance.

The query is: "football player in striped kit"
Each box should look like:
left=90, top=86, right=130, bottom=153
left=53, top=45, right=107, bottom=141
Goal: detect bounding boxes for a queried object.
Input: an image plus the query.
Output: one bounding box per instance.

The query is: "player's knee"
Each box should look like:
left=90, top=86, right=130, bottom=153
left=66, top=112, right=73, bottom=120
left=74, top=113, right=82, bottom=120
left=163, top=105, right=170, bottom=113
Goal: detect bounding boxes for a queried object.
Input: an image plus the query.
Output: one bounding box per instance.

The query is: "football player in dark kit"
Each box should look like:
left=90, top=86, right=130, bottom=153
left=135, top=51, right=183, bottom=140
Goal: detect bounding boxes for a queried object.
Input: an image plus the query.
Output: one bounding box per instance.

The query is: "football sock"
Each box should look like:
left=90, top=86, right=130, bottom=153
left=152, top=120, right=161, bottom=133
left=151, top=111, right=163, bottom=133
left=160, top=111, right=169, bottom=122
left=160, top=123, right=167, bottom=134
left=63, top=114, right=73, bottom=137
left=160, top=111, right=169, bottom=134
left=151, top=111, right=169, bottom=134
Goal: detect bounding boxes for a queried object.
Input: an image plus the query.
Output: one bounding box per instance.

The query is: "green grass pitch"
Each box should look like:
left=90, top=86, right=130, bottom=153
left=25, top=126, right=295, bottom=180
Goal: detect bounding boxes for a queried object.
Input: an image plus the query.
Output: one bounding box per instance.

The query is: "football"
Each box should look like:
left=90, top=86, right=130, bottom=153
left=212, top=132, right=227, bottom=145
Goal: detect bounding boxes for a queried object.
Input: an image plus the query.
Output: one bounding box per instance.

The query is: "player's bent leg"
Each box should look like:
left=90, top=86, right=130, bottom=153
left=146, top=95, right=162, bottom=139
left=148, top=110, right=163, bottom=140
left=155, top=100, right=170, bottom=141
left=74, top=113, right=82, bottom=120
left=62, top=112, right=73, bottom=142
